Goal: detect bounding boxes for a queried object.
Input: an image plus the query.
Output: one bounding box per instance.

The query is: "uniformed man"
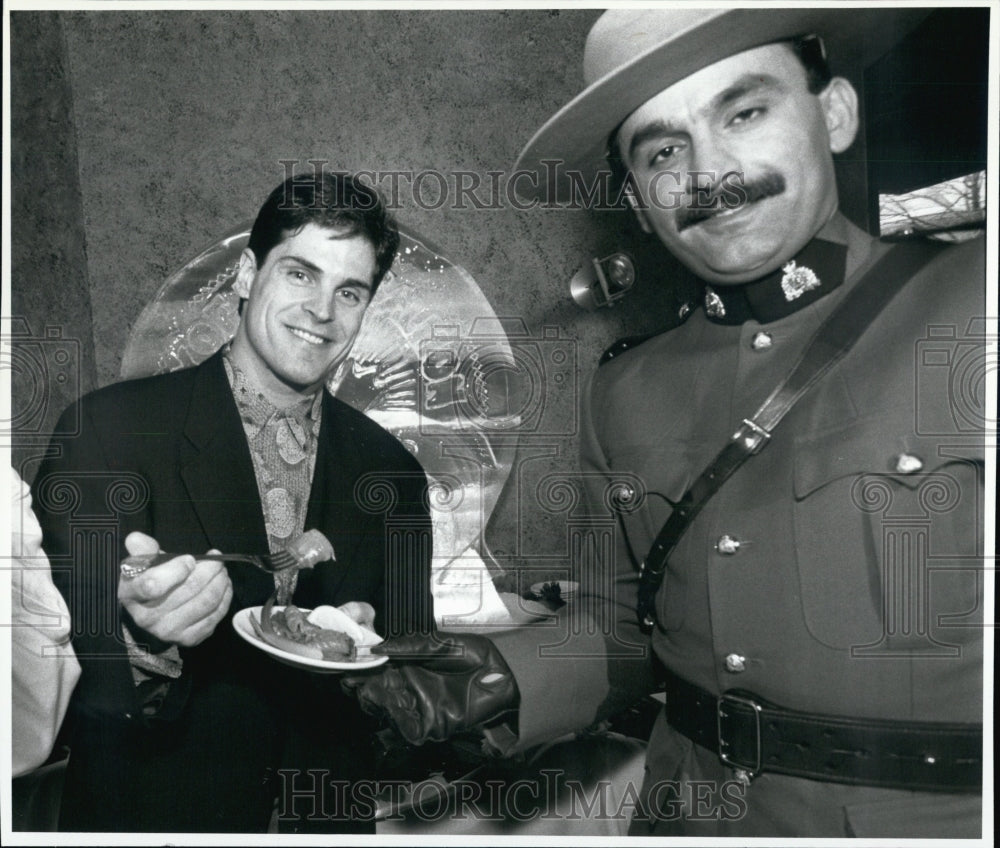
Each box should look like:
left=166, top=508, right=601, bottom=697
left=352, top=8, right=987, bottom=837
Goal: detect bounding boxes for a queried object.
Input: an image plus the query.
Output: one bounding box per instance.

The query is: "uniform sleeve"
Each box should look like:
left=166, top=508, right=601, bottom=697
left=490, top=369, right=659, bottom=750
left=10, top=467, right=82, bottom=776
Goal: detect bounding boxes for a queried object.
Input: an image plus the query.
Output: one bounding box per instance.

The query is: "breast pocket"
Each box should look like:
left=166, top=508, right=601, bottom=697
left=792, top=417, right=983, bottom=650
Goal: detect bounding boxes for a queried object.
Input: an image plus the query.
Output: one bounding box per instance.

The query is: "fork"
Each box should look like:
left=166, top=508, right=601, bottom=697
left=119, top=529, right=335, bottom=579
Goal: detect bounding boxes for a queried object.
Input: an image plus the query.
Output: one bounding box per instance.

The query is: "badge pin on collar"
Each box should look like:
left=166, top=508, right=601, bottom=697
left=704, top=287, right=726, bottom=318
left=780, top=261, right=821, bottom=302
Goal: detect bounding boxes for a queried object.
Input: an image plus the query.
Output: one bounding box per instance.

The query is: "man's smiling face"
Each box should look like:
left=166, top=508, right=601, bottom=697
left=617, top=42, right=858, bottom=285
left=230, top=222, right=377, bottom=406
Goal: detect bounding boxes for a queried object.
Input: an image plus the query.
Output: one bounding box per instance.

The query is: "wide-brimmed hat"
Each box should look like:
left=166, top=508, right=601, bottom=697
left=513, top=6, right=931, bottom=201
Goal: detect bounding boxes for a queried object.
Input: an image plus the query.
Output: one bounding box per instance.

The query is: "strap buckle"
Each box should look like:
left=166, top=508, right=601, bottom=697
left=717, top=691, right=762, bottom=777
left=732, top=418, right=771, bottom=454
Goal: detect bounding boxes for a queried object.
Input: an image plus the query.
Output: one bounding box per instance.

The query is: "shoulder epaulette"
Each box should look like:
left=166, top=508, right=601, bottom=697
left=600, top=333, right=655, bottom=365
left=598, top=297, right=699, bottom=366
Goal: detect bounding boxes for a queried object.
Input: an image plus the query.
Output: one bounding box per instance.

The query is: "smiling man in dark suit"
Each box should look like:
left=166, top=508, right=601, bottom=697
left=33, top=173, right=434, bottom=833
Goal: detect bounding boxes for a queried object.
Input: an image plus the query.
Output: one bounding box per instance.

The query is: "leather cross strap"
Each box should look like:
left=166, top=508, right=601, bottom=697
left=636, top=239, right=946, bottom=631
left=662, top=669, right=982, bottom=792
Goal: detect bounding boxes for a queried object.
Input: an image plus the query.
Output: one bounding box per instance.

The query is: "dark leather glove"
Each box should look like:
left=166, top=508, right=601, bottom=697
left=347, top=632, right=518, bottom=746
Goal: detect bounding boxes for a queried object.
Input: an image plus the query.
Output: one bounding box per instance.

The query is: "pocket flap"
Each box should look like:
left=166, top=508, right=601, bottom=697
left=793, top=416, right=984, bottom=499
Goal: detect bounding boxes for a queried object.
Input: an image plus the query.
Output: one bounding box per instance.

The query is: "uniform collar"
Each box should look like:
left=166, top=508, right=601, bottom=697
left=701, top=215, right=851, bottom=326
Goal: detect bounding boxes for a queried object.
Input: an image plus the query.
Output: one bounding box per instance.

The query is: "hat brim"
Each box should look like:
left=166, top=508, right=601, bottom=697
left=512, top=7, right=931, bottom=202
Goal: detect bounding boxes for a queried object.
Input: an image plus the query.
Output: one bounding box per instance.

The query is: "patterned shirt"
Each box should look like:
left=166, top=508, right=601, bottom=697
left=222, top=349, right=323, bottom=603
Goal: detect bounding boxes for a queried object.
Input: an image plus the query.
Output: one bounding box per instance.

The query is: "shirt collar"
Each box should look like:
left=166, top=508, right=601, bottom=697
left=221, top=346, right=323, bottom=442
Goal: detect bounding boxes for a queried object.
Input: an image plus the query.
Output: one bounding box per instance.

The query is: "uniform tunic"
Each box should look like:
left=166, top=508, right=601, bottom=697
left=492, top=215, right=985, bottom=837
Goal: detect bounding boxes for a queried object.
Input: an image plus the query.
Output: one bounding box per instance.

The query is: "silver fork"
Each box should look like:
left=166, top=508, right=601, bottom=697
left=119, top=529, right=335, bottom=579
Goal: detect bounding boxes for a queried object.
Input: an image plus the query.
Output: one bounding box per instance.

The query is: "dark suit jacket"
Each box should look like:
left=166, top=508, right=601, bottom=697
left=34, top=350, right=434, bottom=831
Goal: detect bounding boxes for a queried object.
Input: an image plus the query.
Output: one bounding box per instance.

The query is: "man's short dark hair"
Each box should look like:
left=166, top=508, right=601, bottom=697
left=787, top=34, right=833, bottom=95
left=247, top=172, right=399, bottom=292
left=606, top=34, right=833, bottom=191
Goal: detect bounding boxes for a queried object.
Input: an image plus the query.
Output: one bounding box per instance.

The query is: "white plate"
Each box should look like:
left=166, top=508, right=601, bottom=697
left=233, top=606, right=389, bottom=673
left=530, top=580, right=579, bottom=599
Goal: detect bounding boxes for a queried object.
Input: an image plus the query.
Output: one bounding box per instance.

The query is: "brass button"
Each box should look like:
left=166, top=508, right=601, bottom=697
left=610, top=482, right=637, bottom=509
left=751, top=332, right=773, bottom=351
left=724, top=653, right=747, bottom=673
left=894, top=453, right=924, bottom=474
left=716, top=535, right=741, bottom=555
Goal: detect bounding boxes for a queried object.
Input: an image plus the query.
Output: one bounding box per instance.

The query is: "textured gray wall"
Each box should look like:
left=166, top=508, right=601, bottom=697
left=59, top=9, right=686, bottom=385
left=10, top=13, right=98, bottom=480
left=11, top=9, right=687, bottom=569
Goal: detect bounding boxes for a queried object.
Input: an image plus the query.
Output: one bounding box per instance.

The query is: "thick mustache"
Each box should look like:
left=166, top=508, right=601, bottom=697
left=676, top=172, right=786, bottom=233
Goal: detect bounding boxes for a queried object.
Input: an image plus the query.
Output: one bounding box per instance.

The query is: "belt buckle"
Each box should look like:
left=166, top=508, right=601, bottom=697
left=717, top=691, right=762, bottom=781
left=732, top=418, right=771, bottom=454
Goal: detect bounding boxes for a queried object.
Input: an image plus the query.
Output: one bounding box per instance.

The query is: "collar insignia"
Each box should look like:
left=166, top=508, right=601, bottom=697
left=704, top=287, right=726, bottom=318
left=780, top=260, right=821, bottom=302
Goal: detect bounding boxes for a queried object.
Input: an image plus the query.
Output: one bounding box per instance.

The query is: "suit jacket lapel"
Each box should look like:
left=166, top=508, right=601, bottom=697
left=179, top=352, right=275, bottom=606
left=179, top=352, right=271, bottom=550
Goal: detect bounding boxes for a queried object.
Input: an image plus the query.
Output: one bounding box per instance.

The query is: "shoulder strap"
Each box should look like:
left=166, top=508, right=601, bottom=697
left=636, top=239, right=946, bottom=631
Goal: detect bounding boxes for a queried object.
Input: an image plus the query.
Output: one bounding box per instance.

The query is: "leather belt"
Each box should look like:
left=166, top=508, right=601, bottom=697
left=662, top=671, right=982, bottom=792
